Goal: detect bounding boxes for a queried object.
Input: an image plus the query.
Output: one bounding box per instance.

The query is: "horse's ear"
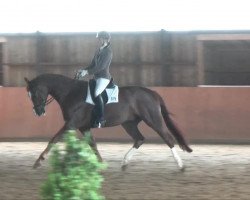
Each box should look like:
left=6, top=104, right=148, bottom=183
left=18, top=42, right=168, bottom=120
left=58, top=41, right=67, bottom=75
left=24, top=77, right=30, bottom=85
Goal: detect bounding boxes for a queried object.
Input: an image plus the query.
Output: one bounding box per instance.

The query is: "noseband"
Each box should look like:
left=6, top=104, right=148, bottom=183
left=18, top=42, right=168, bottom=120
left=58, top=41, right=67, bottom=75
left=33, top=96, right=54, bottom=111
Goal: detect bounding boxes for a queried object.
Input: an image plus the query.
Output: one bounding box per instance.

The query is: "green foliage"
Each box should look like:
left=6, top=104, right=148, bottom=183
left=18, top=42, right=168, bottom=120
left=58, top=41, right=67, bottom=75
left=41, top=130, right=106, bottom=200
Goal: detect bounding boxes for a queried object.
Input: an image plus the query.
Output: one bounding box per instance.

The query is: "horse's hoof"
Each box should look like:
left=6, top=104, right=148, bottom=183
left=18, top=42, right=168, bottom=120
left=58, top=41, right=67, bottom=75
left=180, top=166, right=186, bottom=172
left=33, top=160, right=42, bottom=169
left=40, top=156, right=45, bottom=160
left=121, top=164, right=128, bottom=171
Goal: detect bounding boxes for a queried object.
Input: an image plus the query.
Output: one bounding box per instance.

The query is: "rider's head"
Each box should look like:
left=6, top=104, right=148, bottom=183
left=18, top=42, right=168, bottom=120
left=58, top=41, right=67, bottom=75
left=96, top=31, right=111, bottom=46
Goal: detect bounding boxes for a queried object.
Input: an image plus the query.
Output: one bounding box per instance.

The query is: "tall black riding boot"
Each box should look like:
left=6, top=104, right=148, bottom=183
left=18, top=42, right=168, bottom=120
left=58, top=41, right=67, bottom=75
left=93, top=94, right=106, bottom=128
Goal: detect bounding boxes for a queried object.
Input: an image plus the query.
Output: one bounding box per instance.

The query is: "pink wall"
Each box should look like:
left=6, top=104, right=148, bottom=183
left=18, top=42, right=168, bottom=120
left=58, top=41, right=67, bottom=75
left=1, top=87, right=250, bottom=143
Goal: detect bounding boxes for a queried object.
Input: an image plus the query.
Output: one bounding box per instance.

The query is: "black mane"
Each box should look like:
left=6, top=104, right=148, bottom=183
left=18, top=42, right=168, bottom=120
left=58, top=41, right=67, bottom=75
left=33, top=73, right=86, bottom=87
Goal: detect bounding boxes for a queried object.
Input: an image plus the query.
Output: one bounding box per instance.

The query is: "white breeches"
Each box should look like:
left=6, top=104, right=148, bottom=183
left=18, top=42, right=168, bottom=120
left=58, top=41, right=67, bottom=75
left=95, top=78, right=110, bottom=97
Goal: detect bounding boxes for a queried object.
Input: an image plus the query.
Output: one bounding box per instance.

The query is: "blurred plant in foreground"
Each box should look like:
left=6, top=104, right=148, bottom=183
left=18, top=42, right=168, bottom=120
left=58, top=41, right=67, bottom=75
left=41, top=130, right=106, bottom=200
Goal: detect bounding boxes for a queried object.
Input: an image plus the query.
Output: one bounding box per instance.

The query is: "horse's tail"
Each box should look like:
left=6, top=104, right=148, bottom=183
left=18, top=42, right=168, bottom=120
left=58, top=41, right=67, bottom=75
left=159, top=97, right=193, bottom=153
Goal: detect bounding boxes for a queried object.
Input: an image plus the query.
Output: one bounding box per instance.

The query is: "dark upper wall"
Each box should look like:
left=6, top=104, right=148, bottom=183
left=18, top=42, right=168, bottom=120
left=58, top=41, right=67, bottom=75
left=1, top=30, right=250, bottom=86
left=0, top=31, right=198, bottom=86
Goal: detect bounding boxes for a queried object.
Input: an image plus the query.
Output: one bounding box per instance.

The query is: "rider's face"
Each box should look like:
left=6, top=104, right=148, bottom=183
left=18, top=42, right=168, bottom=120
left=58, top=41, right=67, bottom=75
left=97, top=38, right=105, bottom=47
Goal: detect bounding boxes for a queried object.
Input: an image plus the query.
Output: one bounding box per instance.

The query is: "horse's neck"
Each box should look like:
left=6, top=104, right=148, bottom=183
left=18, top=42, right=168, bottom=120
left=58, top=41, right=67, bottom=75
left=45, top=77, right=75, bottom=104
left=49, top=86, right=68, bottom=104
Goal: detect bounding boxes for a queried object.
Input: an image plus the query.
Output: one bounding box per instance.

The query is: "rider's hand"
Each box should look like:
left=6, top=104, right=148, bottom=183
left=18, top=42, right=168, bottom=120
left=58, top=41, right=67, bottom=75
left=77, top=69, right=88, bottom=78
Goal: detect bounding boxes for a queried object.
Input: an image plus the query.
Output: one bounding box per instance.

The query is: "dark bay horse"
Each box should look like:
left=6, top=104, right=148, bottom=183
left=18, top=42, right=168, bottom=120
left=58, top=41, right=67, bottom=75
left=24, top=73, right=192, bottom=170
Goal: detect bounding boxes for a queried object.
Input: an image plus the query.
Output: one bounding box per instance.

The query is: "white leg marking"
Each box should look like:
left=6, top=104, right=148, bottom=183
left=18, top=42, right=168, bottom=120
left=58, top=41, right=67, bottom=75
left=171, top=147, right=184, bottom=169
left=121, top=147, right=137, bottom=166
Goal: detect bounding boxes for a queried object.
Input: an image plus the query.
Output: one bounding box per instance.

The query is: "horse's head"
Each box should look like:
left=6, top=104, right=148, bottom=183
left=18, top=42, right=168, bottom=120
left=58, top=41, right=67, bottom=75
left=24, top=77, right=48, bottom=116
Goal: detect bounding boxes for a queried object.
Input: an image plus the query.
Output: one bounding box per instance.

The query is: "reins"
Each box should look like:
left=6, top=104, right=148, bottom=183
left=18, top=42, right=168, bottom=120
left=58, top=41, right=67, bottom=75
left=45, top=96, right=54, bottom=106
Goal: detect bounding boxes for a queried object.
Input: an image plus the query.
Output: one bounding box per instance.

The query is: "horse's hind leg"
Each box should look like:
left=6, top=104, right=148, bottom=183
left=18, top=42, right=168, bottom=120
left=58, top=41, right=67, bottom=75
left=121, top=120, right=145, bottom=170
left=142, top=108, right=184, bottom=170
left=79, top=128, right=103, bottom=162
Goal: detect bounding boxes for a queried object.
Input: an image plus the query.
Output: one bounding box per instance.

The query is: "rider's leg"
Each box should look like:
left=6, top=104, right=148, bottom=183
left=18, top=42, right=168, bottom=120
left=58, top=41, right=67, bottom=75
left=93, top=78, right=110, bottom=128
left=93, top=94, right=105, bottom=128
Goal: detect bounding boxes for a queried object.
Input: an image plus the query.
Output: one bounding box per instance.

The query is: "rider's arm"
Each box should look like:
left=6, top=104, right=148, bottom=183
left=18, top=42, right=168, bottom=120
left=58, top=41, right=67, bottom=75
left=86, top=48, right=112, bottom=75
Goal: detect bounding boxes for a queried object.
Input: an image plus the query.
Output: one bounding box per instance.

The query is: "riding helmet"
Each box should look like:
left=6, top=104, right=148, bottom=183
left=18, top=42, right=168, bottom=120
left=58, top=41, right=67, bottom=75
left=96, top=31, right=111, bottom=41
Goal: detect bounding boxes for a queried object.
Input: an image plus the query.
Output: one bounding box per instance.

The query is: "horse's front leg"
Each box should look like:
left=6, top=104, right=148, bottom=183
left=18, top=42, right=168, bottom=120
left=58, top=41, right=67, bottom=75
left=79, top=128, right=103, bottom=162
left=33, top=125, right=66, bottom=169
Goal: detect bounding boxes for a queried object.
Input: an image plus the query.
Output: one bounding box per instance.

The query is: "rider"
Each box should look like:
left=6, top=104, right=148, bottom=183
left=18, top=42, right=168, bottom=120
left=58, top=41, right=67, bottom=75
left=77, top=31, right=113, bottom=128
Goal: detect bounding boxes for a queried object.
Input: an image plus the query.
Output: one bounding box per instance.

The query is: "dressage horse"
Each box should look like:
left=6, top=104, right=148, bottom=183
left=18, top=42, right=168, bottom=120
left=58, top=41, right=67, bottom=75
left=24, top=74, right=192, bottom=170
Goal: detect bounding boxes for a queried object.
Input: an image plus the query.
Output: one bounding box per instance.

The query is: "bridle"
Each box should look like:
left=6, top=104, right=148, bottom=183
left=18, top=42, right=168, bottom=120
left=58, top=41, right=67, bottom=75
left=32, top=96, right=54, bottom=112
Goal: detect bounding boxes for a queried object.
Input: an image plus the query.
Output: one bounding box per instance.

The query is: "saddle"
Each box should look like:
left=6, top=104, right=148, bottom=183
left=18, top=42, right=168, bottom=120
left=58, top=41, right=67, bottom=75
left=85, top=78, right=119, bottom=105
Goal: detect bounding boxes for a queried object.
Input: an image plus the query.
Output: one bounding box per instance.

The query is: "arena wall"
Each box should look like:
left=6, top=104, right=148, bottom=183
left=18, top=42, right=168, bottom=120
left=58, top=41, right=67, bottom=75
left=1, top=87, right=250, bottom=143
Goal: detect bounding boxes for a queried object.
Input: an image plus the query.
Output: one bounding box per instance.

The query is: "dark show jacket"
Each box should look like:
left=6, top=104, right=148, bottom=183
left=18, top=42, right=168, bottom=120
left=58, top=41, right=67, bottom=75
left=85, top=43, right=112, bottom=80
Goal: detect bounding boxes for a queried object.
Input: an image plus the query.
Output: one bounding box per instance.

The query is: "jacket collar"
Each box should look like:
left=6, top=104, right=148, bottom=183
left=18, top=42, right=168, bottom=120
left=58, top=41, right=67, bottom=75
left=100, top=42, right=110, bottom=50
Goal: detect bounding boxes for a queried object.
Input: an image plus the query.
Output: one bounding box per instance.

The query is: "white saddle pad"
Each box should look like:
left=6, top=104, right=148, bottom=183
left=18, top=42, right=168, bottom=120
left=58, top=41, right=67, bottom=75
left=86, top=85, right=119, bottom=105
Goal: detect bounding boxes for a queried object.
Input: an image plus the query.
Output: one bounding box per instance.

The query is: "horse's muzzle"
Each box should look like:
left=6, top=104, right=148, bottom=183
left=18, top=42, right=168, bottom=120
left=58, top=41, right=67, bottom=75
left=33, top=107, right=45, bottom=116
